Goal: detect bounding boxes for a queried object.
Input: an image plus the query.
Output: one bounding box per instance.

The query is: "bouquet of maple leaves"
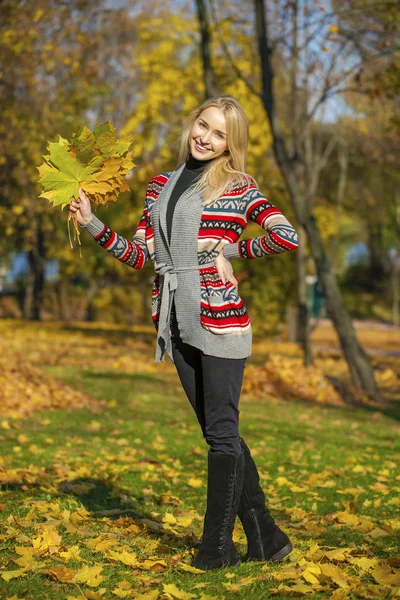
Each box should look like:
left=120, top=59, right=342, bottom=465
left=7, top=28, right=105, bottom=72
left=37, top=121, right=135, bottom=255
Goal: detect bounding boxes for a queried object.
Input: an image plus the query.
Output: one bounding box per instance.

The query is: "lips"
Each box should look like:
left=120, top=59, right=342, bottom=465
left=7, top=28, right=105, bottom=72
left=195, top=140, right=211, bottom=152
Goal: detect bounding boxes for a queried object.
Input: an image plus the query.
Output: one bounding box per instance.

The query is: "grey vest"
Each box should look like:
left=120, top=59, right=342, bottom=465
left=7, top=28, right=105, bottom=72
left=152, top=163, right=252, bottom=363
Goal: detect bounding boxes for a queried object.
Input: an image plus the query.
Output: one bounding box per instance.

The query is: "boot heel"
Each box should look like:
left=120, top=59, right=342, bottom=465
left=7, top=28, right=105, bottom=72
left=268, top=541, right=293, bottom=562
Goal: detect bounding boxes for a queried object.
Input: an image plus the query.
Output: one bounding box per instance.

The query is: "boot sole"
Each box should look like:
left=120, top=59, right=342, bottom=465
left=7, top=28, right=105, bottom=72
left=268, top=541, right=293, bottom=562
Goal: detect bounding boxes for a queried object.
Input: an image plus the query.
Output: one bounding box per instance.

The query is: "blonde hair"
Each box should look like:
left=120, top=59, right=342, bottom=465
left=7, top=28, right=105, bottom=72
left=176, top=95, right=256, bottom=206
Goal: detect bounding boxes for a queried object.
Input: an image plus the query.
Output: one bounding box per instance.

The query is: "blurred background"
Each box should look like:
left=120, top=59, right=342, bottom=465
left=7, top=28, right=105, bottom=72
left=0, top=0, right=399, bottom=389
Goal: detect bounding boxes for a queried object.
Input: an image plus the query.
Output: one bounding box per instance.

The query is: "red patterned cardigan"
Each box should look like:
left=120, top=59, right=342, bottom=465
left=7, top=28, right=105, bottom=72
left=84, top=171, right=298, bottom=336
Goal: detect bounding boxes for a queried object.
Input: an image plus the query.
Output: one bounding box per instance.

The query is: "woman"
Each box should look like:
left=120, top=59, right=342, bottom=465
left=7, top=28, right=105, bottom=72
left=69, top=95, right=298, bottom=571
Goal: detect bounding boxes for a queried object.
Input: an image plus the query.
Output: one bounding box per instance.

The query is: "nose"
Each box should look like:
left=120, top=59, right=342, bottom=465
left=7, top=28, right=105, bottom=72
left=201, top=132, right=211, bottom=145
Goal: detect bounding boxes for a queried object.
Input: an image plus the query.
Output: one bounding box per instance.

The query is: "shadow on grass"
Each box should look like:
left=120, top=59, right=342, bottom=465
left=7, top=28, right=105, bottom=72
left=59, top=324, right=156, bottom=346
left=58, top=477, right=201, bottom=549
left=83, top=370, right=168, bottom=386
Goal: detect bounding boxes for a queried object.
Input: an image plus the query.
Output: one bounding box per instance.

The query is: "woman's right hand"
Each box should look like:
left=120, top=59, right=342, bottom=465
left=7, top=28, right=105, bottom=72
left=69, top=187, right=92, bottom=226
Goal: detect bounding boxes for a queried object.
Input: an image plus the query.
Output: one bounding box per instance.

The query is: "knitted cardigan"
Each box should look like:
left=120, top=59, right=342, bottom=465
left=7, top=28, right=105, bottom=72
left=82, top=163, right=298, bottom=362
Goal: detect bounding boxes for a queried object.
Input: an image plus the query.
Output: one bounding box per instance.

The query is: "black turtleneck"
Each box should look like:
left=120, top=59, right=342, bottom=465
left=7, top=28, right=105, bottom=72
left=166, top=153, right=214, bottom=244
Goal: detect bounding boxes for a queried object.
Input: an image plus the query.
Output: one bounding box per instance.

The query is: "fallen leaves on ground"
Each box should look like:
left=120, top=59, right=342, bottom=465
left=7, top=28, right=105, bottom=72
left=0, top=319, right=399, bottom=599
left=0, top=351, right=103, bottom=418
left=242, top=354, right=397, bottom=407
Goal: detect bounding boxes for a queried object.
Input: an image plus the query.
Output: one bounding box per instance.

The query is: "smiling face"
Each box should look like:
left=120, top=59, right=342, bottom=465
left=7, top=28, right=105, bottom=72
left=189, top=106, right=228, bottom=161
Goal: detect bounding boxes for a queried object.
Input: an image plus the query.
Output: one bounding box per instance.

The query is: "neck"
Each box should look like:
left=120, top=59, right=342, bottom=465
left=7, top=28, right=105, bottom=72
left=185, top=152, right=215, bottom=171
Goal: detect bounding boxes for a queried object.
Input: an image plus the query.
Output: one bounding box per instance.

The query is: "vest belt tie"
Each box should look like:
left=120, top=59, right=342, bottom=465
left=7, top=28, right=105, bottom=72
left=154, top=260, right=216, bottom=361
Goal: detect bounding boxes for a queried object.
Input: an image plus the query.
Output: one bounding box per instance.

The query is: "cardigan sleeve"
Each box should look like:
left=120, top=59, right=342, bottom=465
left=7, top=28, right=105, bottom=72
left=222, top=185, right=298, bottom=260
left=81, top=188, right=150, bottom=271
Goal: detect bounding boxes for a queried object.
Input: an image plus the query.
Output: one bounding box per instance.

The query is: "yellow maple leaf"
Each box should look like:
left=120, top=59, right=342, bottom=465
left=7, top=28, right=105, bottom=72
left=134, top=591, right=160, bottom=600
left=1, top=568, right=28, bottom=581
left=335, top=511, right=359, bottom=526
left=176, top=562, right=205, bottom=574
left=348, top=556, right=378, bottom=571
left=71, top=564, right=104, bottom=587
left=32, top=528, right=62, bottom=554
left=302, top=563, right=321, bottom=585
left=137, top=559, right=168, bottom=571
left=59, top=545, right=83, bottom=561
left=163, top=583, right=195, bottom=600
left=275, top=476, right=291, bottom=487
left=111, top=589, right=132, bottom=599
left=188, top=478, right=203, bottom=488
left=107, top=549, right=138, bottom=567
left=323, top=548, right=351, bottom=561
left=46, top=566, right=76, bottom=582
left=319, top=563, right=348, bottom=587
left=175, top=514, right=193, bottom=527
left=371, top=565, right=400, bottom=586
left=163, top=512, right=177, bottom=525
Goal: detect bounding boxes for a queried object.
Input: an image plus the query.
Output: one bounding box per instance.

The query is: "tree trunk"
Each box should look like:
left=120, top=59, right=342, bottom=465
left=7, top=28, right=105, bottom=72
left=85, top=280, right=99, bottom=322
left=392, top=251, right=400, bottom=328
left=195, top=0, right=220, bottom=98
left=254, top=0, right=380, bottom=400
left=56, top=278, right=70, bottom=321
left=303, top=214, right=378, bottom=393
left=296, top=226, right=312, bottom=364
left=26, top=222, right=46, bottom=321
left=330, top=140, right=348, bottom=273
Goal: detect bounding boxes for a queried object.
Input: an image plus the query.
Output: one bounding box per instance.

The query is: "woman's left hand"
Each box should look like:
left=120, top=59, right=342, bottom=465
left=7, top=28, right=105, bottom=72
left=216, top=251, right=238, bottom=288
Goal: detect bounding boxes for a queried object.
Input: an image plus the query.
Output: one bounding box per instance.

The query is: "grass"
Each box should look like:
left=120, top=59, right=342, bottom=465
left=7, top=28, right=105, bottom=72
left=0, top=320, right=399, bottom=599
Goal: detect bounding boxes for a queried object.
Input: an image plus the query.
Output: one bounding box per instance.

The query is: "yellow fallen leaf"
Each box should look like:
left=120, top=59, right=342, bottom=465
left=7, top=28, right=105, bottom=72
left=302, top=564, right=321, bottom=585
left=175, top=514, right=193, bottom=527
left=1, top=569, right=28, bottom=581
left=271, top=566, right=301, bottom=581
left=72, top=564, right=104, bottom=587
left=85, top=536, right=119, bottom=553
left=12, top=547, right=35, bottom=570
left=163, top=583, right=195, bottom=599
left=348, top=557, right=379, bottom=571
left=32, top=527, right=62, bottom=553
left=159, top=492, right=182, bottom=505
left=335, top=511, right=359, bottom=526
left=107, top=549, right=138, bottom=567
left=59, top=545, right=83, bottom=561
left=84, top=591, right=107, bottom=600
left=322, top=548, right=351, bottom=562
left=46, top=566, right=76, bottom=582
left=188, top=478, right=203, bottom=488
left=163, top=512, right=177, bottom=525
left=330, top=590, right=350, bottom=600
left=111, top=589, right=133, bottom=598
left=134, top=591, right=160, bottom=600
left=238, top=575, right=257, bottom=586
left=369, top=527, right=389, bottom=538
left=275, top=476, right=290, bottom=486
left=371, top=565, right=400, bottom=586
left=138, top=559, right=168, bottom=571
left=352, top=465, right=366, bottom=473
left=319, top=563, right=348, bottom=587
left=176, top=562, right=205, bottom=574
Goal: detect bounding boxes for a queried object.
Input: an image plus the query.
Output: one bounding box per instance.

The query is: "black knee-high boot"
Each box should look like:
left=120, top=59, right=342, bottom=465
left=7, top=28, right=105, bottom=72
left=191, top=450, right=245, bottom=570
left=237, top=438, right=292, bottom=562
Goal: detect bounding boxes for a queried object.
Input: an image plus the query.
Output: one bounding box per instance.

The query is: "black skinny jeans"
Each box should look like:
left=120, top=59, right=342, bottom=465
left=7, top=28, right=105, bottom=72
left=170, top=307, right=246, bottom=457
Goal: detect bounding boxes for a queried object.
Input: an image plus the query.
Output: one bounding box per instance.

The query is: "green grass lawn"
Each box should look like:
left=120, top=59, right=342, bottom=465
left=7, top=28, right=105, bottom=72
left=0, top=326, right=399, bottom=599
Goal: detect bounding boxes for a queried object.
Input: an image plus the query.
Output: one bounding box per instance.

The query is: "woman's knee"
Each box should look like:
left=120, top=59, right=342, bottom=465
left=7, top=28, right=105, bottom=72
left=206, top=435, right=242, bottom=458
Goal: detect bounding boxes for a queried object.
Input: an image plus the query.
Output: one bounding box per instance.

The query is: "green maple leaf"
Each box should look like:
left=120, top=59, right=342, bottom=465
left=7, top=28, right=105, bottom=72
left=39, top=143, right=99, bottom=207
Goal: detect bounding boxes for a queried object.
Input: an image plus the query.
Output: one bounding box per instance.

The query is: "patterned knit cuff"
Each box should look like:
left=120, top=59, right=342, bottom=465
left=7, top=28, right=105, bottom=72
left=222, top=243, right=241, bottom=260
left=81, top=214, right=106, bottom=238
